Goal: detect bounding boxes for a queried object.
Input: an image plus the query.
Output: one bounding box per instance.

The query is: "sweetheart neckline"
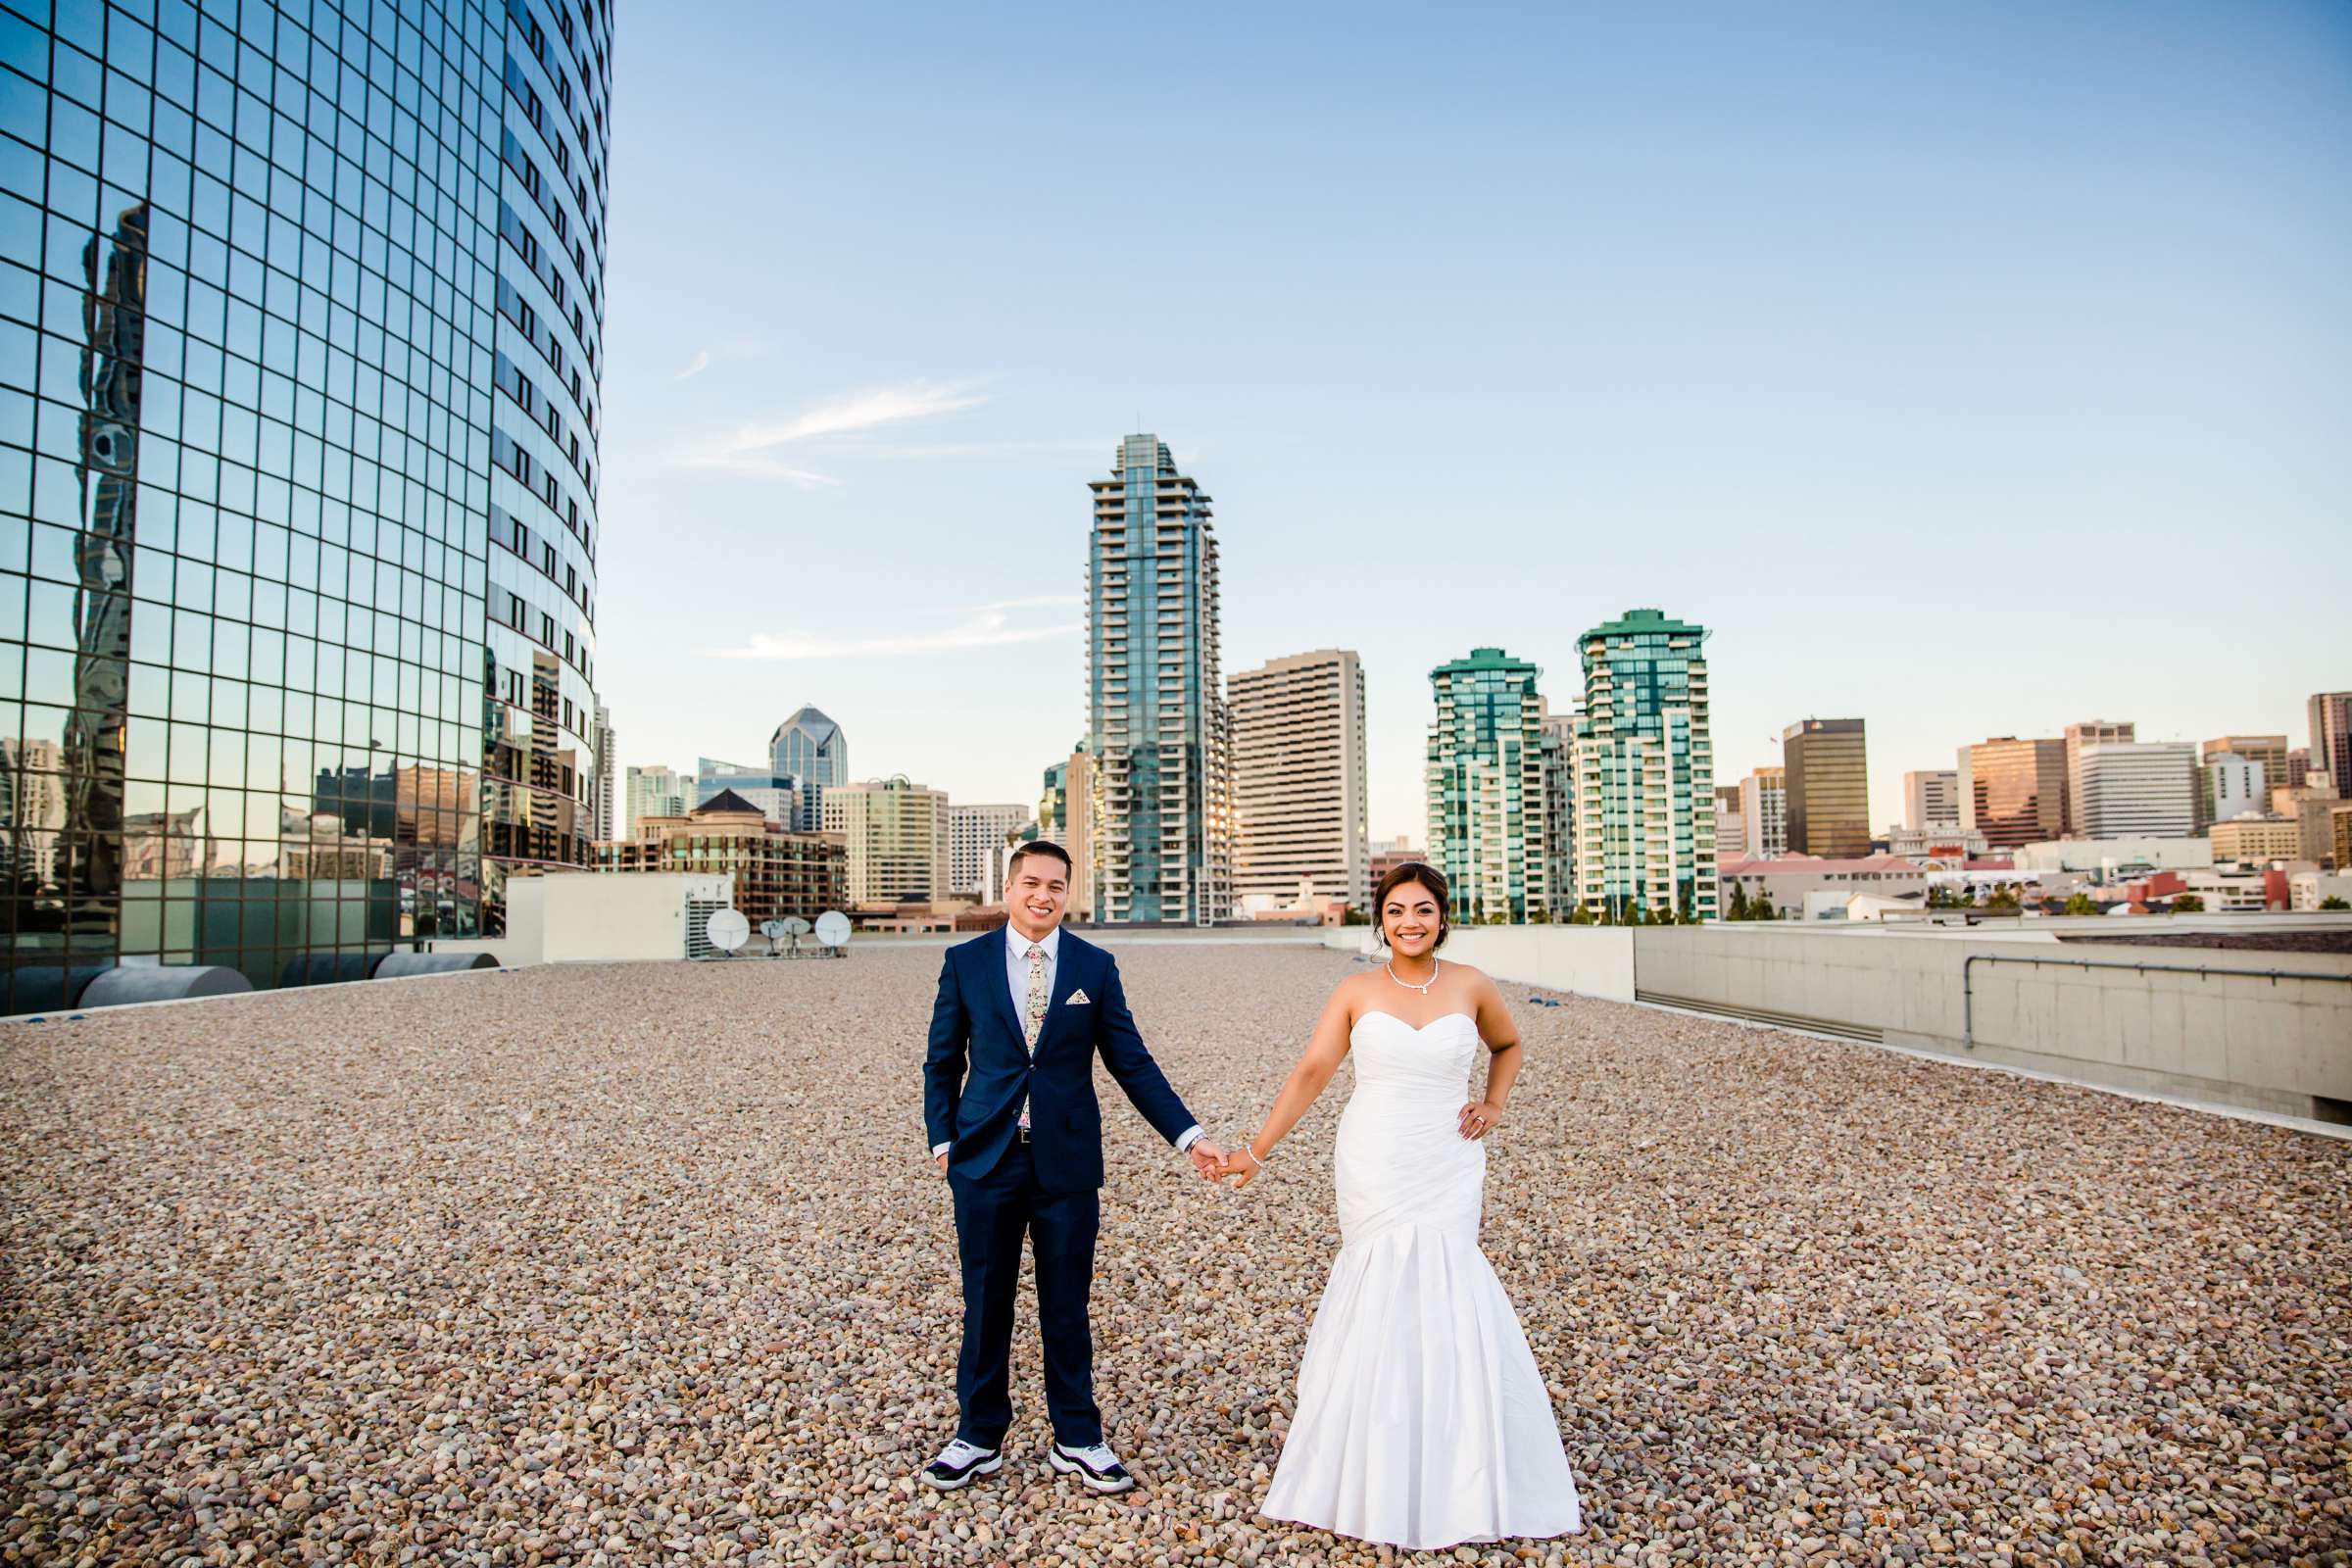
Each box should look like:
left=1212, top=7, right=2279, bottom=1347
left=1352, top=1009, right=1477, bottom=1034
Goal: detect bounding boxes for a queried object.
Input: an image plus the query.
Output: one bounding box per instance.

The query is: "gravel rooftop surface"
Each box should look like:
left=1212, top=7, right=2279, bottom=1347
left=4, top=940, right=2348, bottom=1568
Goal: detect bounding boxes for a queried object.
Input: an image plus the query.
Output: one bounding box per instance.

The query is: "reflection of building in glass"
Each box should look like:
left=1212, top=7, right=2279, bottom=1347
left=597, top=790, right=847, bottom=926
left=0, top=738, right=66, bottom=890
left=0, top=3, right=614, bottom=1004
left=122, top=808, right=205, bottom=883
left=1087, top=435, right=1234, bottom=924
left=1959, top=738, right=2068, bottom=850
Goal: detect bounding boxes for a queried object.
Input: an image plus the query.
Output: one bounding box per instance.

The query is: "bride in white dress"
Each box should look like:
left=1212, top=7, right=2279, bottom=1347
left=1223, top=861, right=1583, bottom=1550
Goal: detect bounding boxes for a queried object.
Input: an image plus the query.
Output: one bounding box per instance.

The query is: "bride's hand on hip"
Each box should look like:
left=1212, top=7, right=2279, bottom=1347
left=1459, top=1101, right=1504, bottom=1140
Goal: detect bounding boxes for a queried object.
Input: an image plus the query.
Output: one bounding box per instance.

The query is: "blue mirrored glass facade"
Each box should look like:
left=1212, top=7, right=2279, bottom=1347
left=0, top=0, right=611, bottom=1006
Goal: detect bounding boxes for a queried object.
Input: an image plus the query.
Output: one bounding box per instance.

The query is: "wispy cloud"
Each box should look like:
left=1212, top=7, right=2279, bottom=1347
left=706, top=597, right=1081, bottom=662
left=672, top=339, right=770, bottom=382
left=666, top=377, right=991, bottom=487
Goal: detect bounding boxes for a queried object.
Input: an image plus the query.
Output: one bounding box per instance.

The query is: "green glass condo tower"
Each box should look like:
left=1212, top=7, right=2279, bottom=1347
left=0, top=0, right=613, bottom=1005
left=1424, top=646, right=1550, bottom=925
left=1574, top=609, right=1717, bottom=922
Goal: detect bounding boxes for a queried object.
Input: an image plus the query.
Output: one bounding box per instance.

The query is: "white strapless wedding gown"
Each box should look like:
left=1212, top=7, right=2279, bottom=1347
left=1260, top=1009, right=1583, bottom=1549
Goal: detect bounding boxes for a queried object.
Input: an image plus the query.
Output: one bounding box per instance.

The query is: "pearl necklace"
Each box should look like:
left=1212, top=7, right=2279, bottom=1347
left=1385, top=957, right=1439, bottom=994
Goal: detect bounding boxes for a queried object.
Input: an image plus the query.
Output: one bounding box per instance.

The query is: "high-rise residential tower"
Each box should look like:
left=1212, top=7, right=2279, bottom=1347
left=1904, top=768, right=1961, bottom=831
left=623, top=764, right=690, bottom=840
left=1037, top=744, right=1093, bottom=921
left=1231, top=649, right=1367, bottom=912
left=2311, top=693, right=2352, bottom=800
left=1573, top=611, right=1716, bottom=921
left=2077, top=741, right=2198, bottom=839
left=1539, top=698, right=1579, bottom=920
left=1426, top=648, right=1549, bottom=923
left=0, top=0, right=614, bottom=1004
left=2063, top=719, right=2134, bottom=837
left=949, top=802, right=1031, bottom=902
left=823, top=776, right=951, bottom=906
left=590, top=704, right=616, bottom=843
left=1960, top=738, right=2068, bottom=849
left=1783, top=717, right=1870, bottom=858
left=1085, top=435, right=1232, bottom=924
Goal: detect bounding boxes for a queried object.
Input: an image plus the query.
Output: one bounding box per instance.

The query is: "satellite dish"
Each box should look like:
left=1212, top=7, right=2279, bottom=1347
left=781, top=916, right=812, bottom=936
left=760, top=919, right=785, bottom=940
left=814, top=910, right=852, bottom=948
left=706, top=908, right=750, bottom=954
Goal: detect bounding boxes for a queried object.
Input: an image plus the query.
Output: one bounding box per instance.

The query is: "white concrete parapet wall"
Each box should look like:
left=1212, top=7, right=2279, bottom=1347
left=1328, top=921, right=2352, bottom=1122
left=1321, top=924, right=1638, bottom=1002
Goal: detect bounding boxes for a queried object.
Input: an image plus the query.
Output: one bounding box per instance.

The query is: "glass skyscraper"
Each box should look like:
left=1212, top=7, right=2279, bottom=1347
left=0, top=0, right=612, bottom=1007
left=1086, top=433, right=1232, bottom=924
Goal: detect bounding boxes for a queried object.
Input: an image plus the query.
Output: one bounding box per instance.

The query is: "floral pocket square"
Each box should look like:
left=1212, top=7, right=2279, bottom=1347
left=1065, top=989, right=1091, bottom=1005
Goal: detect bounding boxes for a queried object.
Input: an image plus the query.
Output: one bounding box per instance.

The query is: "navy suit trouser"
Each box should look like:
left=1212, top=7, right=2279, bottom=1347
left=951, top=1138, right=1102, bottom=1449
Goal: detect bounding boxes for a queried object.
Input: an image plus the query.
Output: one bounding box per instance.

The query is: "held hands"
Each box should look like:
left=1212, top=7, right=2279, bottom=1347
left=1187, top=1138, right=1228, bottom=1183
left=1458, top=1100, right=1504, bottom=1140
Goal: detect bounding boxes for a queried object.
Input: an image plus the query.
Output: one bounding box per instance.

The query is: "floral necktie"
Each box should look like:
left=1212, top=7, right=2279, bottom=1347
left=1019, top=944, right=1047, bottom=1130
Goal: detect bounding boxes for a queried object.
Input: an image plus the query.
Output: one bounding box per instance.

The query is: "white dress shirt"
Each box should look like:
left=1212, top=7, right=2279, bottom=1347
left=931, top=921, right=1203, bottom=1159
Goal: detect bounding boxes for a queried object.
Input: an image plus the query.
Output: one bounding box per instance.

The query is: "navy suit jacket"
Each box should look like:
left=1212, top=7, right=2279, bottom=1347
left=923, top=928, right=1196, bottom=1193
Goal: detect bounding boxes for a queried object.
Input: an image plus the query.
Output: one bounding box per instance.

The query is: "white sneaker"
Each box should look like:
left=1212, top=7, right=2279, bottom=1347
left=1049, top=1440, right=1136, bottom=1494
left=921, top=1438, right=1003, bottom=1491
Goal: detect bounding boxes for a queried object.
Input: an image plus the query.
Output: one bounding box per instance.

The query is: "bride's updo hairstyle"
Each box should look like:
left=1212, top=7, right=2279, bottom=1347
left=1372, top=861, right=1450, bottom=952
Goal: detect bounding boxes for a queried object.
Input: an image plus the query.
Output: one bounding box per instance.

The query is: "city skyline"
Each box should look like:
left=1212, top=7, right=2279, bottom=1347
left=594, top=4, right=2350, bottom=848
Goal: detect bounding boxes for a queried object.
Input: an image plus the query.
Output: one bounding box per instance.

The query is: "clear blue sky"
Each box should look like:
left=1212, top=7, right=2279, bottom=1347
left=594, top=2, right=2352, bottom=840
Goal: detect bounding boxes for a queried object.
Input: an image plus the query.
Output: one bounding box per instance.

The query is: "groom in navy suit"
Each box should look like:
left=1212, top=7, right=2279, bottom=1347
left=919, top=840, right=1225, bottom=1495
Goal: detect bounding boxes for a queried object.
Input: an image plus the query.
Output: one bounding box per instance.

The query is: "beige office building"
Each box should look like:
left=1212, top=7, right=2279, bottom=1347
left=1783, top=717, right=1870, bottom=858
left=1904, top=768, right=1960, bottom=830
left=1740, top=766, right=1787, bottom=858
left=2275, top=780, right=2345, bottom=865
left=823, top=776, right=952, bottom=905
left=1231, top=649, right=1368, bottom=912
left=2063, top=719, right=2134, bottom=836
left=2209, top=815, right=2303, bottom=866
